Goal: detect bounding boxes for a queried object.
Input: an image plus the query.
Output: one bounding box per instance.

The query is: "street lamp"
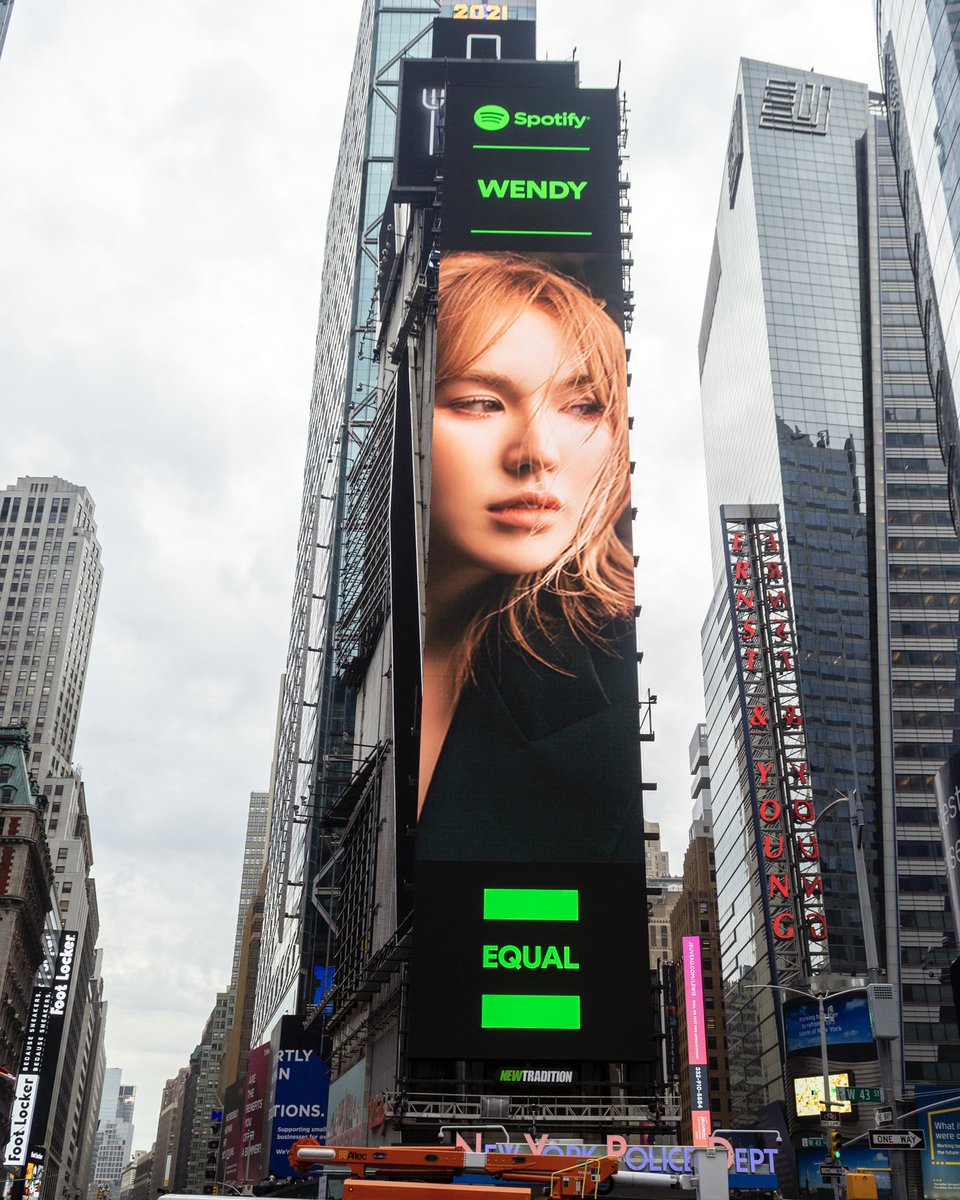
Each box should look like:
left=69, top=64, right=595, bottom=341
left=742, top=980, right=863, bottom=1200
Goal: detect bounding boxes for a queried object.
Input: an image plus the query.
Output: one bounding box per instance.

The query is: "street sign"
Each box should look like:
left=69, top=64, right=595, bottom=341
left=821, top=1113, right=841, bottom=1129
left=875, top=1107, right=894, bottom=1126
left=820, top=1165, right=846, bottom=1179
left=868, top=1129, right=926, bottom=1150
left=803, top=1136, right=827, bottom=1148
left=837, top=1086, right=883, bottom=1103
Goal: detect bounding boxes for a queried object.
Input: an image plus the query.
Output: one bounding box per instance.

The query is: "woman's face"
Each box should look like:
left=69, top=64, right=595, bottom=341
left=430, top=306, right=615, bottom=579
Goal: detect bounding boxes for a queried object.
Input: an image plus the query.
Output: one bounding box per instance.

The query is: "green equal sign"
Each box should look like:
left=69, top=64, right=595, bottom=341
left=482, top=994, right=580, bottom=1030
left=482, top=888, right=579, bottom=921
left=481, top=888, right=581, bottom=1030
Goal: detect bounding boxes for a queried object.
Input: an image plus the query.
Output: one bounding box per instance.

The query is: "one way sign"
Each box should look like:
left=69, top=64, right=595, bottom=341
left=868, top=1129, right=926, bottom=1150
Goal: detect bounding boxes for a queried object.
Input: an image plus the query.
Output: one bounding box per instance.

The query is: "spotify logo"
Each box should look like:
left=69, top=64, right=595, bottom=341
left=474, top=104, right=510, bottom=131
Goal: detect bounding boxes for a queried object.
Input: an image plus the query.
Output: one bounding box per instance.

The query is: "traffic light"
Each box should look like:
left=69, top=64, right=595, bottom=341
left=829, top=1129, right=843, bottom=1162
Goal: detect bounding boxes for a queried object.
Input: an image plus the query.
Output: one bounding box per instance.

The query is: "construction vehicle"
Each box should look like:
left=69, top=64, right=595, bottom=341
left=286, top=1139, right=730, bottom=1199
left=287, top=1140, right=618, bottom=1200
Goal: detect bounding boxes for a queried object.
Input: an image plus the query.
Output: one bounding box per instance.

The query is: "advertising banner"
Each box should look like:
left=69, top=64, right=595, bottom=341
left=326, top=1060, right=366, bottom=1146
left=682, top=937, right=711, bottom=1144
left=721, top=509, right=829, bottom=983
left=918, top=1085, right=960, bottom=1199
left=3, top=989, right=51, bottom=1167
left=784, top=995, right=874, bottom=1055
left=239, top=1043, right=270, bottom=1183
left=4, top=931, right=79, bottom=1167
left=268, top=1017, right=330, bottom=1177
left=218, top=1081, right=244, bottom=1186
left=409, top=71, right=650, bottom=1065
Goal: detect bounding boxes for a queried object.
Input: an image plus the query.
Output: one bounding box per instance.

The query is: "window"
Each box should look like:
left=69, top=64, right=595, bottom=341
left=57, top=848, right=68, bottom=860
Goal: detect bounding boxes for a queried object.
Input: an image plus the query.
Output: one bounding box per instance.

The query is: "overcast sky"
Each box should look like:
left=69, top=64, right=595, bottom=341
left=0, top=0, right=882, bottom=1155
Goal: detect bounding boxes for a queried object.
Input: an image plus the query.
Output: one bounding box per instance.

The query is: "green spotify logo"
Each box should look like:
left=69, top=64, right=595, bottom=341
left=474, top=104, right=510, bottom=131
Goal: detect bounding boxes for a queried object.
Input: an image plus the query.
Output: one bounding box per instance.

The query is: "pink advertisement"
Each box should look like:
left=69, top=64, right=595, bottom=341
left=682, top=936, right=711, bottom=1145
left=683, top=936, right=706, bottom=1065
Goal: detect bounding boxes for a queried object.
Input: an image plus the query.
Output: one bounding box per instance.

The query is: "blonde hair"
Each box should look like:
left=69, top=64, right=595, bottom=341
left=434, top=252, right=635, bottom=684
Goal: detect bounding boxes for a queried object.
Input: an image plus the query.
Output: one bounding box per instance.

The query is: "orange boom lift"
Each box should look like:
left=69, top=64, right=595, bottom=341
left=286, top=1140, right=620, bottom=1200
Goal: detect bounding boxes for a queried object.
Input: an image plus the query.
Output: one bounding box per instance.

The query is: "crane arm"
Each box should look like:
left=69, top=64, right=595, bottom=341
left=287, top=1141, right=619, bottom=1198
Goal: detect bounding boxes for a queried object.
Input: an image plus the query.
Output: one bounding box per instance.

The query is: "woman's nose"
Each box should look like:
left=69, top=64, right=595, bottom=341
left=505, top=410, right=561, bottom=475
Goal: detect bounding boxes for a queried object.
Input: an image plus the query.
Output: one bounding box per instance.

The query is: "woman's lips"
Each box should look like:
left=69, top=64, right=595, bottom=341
left=488, top=493, right=562, bottom=529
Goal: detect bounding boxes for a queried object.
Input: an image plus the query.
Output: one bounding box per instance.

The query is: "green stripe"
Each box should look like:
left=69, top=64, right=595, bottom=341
left=483, top=888, right=579, bottom=921
left=482, top=994, right=581, bottom=1029
left=469, top=229, right=593, bottom=237
left=472, top=144, right=590, bottom=151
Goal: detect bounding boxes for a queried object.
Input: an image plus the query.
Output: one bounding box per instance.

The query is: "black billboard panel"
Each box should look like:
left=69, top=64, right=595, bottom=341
left=431, top=16, right=536, bottom=61
left=441, top=84, right=621, bottom=255
left=394, top=59, right=576, bottom=197
left=409, top=863, right=651, bottom=1061
left=408, top=70, right=650, bottom=1068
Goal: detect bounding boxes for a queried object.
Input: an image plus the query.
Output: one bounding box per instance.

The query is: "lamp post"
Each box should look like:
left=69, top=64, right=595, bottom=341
left=742, top=980, right=862, bottom=1200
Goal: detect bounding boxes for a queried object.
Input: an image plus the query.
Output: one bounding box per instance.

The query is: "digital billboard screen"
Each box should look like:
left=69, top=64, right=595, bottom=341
left=784, top=995, right=874, bottom=1055
left=408, top=73, right=650, bottom=1066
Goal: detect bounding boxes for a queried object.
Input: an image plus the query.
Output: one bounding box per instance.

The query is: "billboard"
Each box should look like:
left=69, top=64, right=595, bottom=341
left=218, top=1082, right=244, bottom=1186
left=268, top=1017, right=330, bottom=1177
left=4, top=931, right=79, bottom=1168
left=408, top=73, right=650, bottom=1064
left=792, top=1072, right=852, bottom=1118
left=240, top=1043, right=270, bottom=1183
left=326, top=1060, right=366, bottom=1146
left=918, top=1085, right=960, bottom=1199
left=682, top=937, right=711, bottom=1144
left=721, top=509, right=829, bottom=983
left=784, top=995, right=874, bottom=1055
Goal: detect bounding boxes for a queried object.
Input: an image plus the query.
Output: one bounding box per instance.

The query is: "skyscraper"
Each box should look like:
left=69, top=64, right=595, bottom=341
left=0, top=726, right=53, bottom=1145
left=229, top=792, right=269, bottom=990
left=0, top=0, right=15, bottom=63
left=252, top=0, right=442, bottom=1049
left=699, top=58, right=960, bottom=1158
left=87, top=1071, right=135, bottom=1200
left=878, top=1, right=960, bottom=521
left=0, top=477, right=106, bottom=1200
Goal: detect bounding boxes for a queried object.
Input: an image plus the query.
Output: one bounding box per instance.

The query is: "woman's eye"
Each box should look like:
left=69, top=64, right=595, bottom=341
left=449, top=397, right=503, bottom=414
left=566, top=398, right=605, bottom=420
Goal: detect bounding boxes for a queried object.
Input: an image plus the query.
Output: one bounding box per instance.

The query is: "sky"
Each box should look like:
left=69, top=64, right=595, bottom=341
left=0, top=0, right=882, bottom=1157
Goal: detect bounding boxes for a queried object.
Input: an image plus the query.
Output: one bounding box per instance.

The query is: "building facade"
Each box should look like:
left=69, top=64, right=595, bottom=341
left=0, top=727, right=53, bottom=1145
left=86, top=1071, right=134, bottom=1200
left=668, top=729, right=731, bottom=1147
left=0, top=0, right=14, bottom=64
left=878, top=0, right=960, bottom=523
left=645, top=824, right=682, bottom=971
left=699, top=59, right=960, bottom=1159
left=252, top=0, right=442, bottom=1050
left=149, top=1068, right=190, bottom=1199
left=181, top=990, right=234, bottom=1194
left=229, top=793, right=269, bottom=990
left=0, top=479, right=106, bottom=1200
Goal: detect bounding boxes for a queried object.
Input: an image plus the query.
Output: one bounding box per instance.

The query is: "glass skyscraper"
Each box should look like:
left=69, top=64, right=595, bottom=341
left=699, top=59, right=960, bottom=1144
left=0, top=0, right=14, bottom=63
left=252, top=1, right=442, bottom=1047
left=879, top=1, right=960, bottom=523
